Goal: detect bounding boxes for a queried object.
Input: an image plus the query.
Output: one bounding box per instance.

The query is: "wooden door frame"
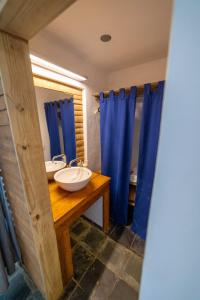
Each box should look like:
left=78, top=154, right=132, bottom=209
left=0, top=1, right=76, bottom=299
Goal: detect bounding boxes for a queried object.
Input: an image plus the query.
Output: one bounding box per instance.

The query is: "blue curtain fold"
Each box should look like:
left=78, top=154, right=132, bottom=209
left=100, top=87, right=137, bottom=225
left=132, top=81, right=165, bottom=240
left=60, top=99, right=76, bottom=163
left=44, top=102, right=61, bottom=159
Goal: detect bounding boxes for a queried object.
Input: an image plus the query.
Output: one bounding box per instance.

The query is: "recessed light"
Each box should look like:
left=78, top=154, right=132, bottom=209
left=100, top=34, right=112, bottom=42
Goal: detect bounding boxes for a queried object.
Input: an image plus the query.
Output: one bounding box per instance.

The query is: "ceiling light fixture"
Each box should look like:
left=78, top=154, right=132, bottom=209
left=100, top=34, right=112, bottom=42
left=30, top=54, right=87, bottom=82
left=31, top=64, right=85, bottom=88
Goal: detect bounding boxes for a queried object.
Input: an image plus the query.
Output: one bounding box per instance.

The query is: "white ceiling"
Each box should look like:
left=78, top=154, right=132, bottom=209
left=41, top=0, right=172, bottom=72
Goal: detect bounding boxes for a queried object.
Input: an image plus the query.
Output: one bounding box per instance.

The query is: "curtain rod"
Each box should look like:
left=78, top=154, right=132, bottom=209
left=94, top=81, right=159, bottom=99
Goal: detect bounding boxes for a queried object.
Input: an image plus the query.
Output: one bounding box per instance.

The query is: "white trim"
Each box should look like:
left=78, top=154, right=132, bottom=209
left=30, top=54, right=87, bottom=82
left=82, top=89, right=88, bottom=166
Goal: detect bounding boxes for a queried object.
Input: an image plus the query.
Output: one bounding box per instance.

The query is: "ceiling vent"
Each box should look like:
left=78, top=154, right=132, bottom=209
left=100, top=34, right=112, bottom=42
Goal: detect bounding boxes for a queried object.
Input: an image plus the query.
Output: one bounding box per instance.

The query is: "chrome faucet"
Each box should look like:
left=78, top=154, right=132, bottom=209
left=69, top=158, right=83, bottom=167
left=52, top=154, right=66, bottom=163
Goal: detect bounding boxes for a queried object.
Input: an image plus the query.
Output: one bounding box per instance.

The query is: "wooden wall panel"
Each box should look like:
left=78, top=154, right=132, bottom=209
left=0, top=32, right=63, bottom=300
left=0, top=0, right=76, bottom=40
left=0, top=92, right=42, bottom=290
left=33, top=76, right=82, bottom=96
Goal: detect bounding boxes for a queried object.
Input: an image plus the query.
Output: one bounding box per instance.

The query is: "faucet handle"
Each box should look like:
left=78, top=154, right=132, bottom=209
left=62, top=154, right=66, bottom=163
left=69, top=158, right=83, bottom=167
left=52, top=154, right=66, bottom=163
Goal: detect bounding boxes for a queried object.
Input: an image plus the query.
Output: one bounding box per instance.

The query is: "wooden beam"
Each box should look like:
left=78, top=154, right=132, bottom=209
left=33, top=76, right=82, bottom=97
left=0, top=0, right=76, bottom=40
left=0, top=31, right=63, bottom=300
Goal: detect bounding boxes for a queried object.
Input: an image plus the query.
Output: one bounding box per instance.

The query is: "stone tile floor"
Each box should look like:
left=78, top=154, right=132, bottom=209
left=0, top=217, right=145, bottom=300
left=61, top=217, right=145, bottom=300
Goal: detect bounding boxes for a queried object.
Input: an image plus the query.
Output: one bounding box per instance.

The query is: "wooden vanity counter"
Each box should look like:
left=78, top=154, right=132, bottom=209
left=48, top=172, right=110, bottom=285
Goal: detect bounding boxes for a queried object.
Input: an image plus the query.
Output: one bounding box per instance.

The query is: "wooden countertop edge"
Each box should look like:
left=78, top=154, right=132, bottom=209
left=53, top=180, right=110, bottom=228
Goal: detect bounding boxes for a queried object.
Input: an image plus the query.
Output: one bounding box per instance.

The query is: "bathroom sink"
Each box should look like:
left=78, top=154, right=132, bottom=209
left=45, top=161, right=66, bottom=180
left=54, top=167, right=92, bottom=192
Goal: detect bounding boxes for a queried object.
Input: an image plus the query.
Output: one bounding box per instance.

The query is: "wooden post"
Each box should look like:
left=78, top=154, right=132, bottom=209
left=103, top=187, right=110, bottom=233
left=55, top=226, right=74, bottom=285
left=0, top=31, right=63, bottom=300
left=0, top=0, right=76, bottom=40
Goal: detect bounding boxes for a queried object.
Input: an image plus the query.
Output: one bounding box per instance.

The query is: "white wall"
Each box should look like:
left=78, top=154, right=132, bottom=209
left=140, top=1, right=200, bottom=299
left=107, top=57, right=167, bottom=90
left=131, top=99, right=143, bottom=171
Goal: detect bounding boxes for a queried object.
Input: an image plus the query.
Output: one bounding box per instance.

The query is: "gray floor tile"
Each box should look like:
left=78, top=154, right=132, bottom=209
left=109, top=280, right=138, bottom=300
left=80, top=259, right=117, bottom=299
left=98, top=238, right=130, bottom=274
left=73, top=244, right=95, bottom=281
left=91, top=269, right=117, bottom=299
left=70, top=287, right=88, bottom=300
left=109, top=226, right=134, bottom=249
left=68, top=218, right=143, bottom=299
left=131, top=234, right=145, bottom=257
left=125, top=253, right=143, bottom=283
left=59, top=279, right=77, bottom=300
left=80, top=227, right=105, bottom=254
left=71, top=219, right=90, bottom=239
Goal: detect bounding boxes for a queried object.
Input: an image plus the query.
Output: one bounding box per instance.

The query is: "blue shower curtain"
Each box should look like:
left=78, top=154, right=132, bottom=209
left=132, top=81, right=165, bottom=240
left=100, top=88, right=137, bottom=225
left=44, top=102, right=61, bottom=159
left=60, top=99, right=76, bottom=163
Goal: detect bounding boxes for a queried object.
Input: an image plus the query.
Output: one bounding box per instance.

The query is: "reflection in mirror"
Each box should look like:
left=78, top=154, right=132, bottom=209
left=44, top=98, right=76, bottom=163
left=35, top=85, right=84, bottom=167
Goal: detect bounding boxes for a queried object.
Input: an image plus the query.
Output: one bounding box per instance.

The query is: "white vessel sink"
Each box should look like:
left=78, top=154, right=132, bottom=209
left=45, top=161, right=66, bottom=180
left=54, top=167, right=92, bottom=192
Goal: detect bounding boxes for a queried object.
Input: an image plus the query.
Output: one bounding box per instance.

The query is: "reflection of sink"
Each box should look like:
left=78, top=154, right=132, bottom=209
left=45, top=161, right=66, bottom=180
left=54, top=167, right=92, bottom=192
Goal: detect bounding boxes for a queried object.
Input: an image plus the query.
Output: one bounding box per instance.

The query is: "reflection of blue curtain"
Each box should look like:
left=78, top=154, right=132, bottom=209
left=100, top=88, right=137, bottom=225
left=60, top=99, right=76, bottom=163
left=44, top=102, right=61, bottom=159
left=132, top=81, right=165, bottom=240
